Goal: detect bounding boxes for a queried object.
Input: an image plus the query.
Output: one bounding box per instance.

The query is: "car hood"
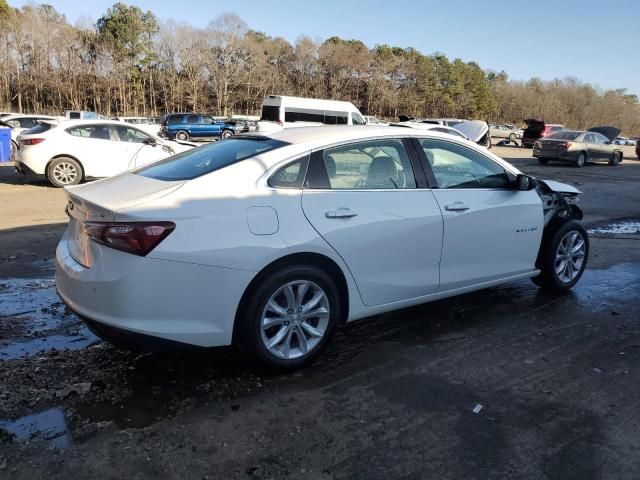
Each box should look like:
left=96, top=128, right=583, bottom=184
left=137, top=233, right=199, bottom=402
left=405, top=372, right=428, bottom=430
left=453, top=120, right=488, bottom=142
left=587, top=126, right=621, bottom=142
left=538, top=180, right=581, bottom=195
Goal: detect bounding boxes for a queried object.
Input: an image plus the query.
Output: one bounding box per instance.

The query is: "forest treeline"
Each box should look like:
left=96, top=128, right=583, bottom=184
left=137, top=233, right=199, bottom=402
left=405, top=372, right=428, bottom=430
left=1, top=2, right=639, bottom=134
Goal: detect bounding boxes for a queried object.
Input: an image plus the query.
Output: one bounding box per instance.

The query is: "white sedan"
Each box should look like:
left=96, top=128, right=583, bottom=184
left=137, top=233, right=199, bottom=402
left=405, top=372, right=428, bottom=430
left=55, top=126, right=589, bottom=369
left=15, top=119, right=195, bottom=187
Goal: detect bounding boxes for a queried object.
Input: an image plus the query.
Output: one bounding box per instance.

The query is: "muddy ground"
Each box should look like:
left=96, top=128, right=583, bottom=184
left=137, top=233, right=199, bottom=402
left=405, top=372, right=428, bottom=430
left=0, top=146, right=639, bottom=479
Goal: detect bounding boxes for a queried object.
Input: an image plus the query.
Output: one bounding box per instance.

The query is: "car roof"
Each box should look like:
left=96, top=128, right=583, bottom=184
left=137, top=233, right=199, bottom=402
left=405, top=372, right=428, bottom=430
left=261, top=125, right=444, bottom=145
left=3, top=114, right=58, bottom=120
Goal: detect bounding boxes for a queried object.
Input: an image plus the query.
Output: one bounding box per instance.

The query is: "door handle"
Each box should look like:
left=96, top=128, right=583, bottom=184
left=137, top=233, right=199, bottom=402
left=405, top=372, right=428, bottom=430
left=444, top=202, right=470, bottom=212
left=325, top=208, right=358, bottom=219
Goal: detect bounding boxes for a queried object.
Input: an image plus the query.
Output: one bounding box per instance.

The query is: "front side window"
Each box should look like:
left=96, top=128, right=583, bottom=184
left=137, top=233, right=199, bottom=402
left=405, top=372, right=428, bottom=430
left=114, top=125, right=150, bottom=143
left=66, top=124, right=111, bottom=140
left=419, top=139, right=510, bottom=189
left=351, top=112, right=365, bottom=125
left=268, top=155, right=309, bottom=189
left=137, top=137, right=289, bottom=181
left=305, top=139, right=416, bottom=190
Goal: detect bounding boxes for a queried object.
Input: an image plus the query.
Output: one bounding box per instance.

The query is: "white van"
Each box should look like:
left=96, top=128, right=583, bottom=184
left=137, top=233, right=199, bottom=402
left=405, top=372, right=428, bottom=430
left=259, top=95, right=365, bottom=129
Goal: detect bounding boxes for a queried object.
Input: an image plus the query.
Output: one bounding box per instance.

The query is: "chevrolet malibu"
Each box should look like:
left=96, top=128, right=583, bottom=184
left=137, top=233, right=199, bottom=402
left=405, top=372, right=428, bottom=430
left=56, top=126, right=589, bottom=369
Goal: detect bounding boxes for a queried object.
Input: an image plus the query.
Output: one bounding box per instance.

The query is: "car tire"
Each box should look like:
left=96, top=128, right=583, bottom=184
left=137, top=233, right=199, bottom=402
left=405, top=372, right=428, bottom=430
left=532, top=219, right=588, bottom=291
left=509, top=133, right=517, bottom=143
left=575, top=152, right=586, bottom=168
left=221, top=130, right=233, bottom=139
left=237, top=265, right=341, bottom=370
left=175, top=130, right=189, bottom=141
left=608, top=151, right=621, bottom=166
left=538, top=158, right=549, bottom=165
left=46, top=157, right=82, bottom=187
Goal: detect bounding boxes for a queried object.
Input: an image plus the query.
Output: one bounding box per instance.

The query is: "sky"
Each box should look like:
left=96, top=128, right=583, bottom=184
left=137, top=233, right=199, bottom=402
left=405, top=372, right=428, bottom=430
left=11, top=0, right=640, bottom=96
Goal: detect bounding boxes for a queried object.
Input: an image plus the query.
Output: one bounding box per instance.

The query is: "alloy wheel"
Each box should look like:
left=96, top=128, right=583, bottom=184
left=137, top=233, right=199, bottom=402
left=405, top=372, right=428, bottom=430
left=260, top=280, right=330, bottom=360
left=52, top=162, right=79, bottom=185
left=554, top=230, right=586, bottom=283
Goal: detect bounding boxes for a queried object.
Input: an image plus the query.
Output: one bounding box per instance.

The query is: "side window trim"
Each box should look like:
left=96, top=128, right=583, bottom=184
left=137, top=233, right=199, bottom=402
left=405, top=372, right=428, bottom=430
left=408, top=137, right=438, bottom=189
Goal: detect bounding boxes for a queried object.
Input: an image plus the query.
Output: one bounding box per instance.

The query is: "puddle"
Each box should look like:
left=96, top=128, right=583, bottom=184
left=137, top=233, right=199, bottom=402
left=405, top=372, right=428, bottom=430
left=0, top=408, right=70, bottom=448
left=588, top=220, right=640, bottom=235
left=0, top=278, right=96, bottom=359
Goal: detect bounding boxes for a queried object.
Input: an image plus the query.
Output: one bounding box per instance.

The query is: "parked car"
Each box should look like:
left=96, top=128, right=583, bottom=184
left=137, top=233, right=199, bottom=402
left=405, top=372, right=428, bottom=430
left=55, top=126, right=588, bottom=370
left=0, top=114, right=60, bottom=161
left=14, top=119, right=195, bottom=187
left=364, top=116, right=388, bottom=126
left=415, top=118, right=465, bottom=127
left=522, top=119, right=564, bottom=148
left=160, top=113, right=239, bottom=141
left=490, top=124, right=522, bottom=142
left=454, top=120, right=492, bottom=148
left=636, top=141, right=640, bottom=160
left=613, top=136, right=636, bottom=146
left=259, top=95, right=365, bottom=129
left=533, top=126, right=622, bottom=167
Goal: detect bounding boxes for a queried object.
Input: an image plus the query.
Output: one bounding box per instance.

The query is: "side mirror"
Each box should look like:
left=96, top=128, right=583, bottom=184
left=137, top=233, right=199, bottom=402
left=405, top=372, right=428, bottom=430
left=515, top=174, right=537, bottom=191
left=145, top=137, right=157, bottom=147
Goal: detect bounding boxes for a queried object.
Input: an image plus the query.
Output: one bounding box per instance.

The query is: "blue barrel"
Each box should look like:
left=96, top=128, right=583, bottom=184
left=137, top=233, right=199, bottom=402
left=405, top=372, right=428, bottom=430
left=0, top=127, right=11, bottom=162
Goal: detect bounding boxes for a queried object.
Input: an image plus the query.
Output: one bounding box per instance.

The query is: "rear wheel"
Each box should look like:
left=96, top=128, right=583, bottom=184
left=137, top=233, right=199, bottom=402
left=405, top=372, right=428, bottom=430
left=575, top=152, right=586, bottom=167
left=532, top=219, right=588, bottom=291
left=10, top=140, right=17, bottom=162
left=46, top=157, right=82, bottom=187
left=538, top=158, right=549, bottom=165
left=237, top=265, right=341, bottom=370
left=175, top=130, right=189, bottom=141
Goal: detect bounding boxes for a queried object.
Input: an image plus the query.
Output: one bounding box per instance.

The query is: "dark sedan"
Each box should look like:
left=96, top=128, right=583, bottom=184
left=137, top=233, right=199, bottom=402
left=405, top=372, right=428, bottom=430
left=533, top=127, right=623, bottom=167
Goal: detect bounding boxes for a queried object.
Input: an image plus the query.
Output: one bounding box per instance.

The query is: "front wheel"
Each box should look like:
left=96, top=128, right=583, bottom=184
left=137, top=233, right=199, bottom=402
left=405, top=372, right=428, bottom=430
left=608, top=151, right=621, bottom=166
left=46, top=157, right=82, bottom=187
left=221, top=129, right=233, bottom=139
left=532, top=219, right=588, bottom=291
left=237, top=265, right=341, bottom=370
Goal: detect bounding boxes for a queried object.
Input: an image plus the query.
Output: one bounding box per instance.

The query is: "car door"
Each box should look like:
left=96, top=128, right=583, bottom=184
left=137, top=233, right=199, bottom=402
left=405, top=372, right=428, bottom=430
left=203, top=116, right=222, bottom=137
left=414, top=138, right=543, bottom=291
left=112, top=124, right=169, bottom=169
left=592, top=132, right=613, bottom=160
left=65, top=124, right=128, bottom=178
left=301, top=137, right=443, bottom=306
left=583, top=133, right=601, bottom=160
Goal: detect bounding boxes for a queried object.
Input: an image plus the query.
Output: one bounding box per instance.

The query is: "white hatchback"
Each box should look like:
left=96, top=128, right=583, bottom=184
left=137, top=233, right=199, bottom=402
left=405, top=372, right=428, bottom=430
left=55, top=126, right=589, bottom=369
left=15, top=119, right=194, bottom=187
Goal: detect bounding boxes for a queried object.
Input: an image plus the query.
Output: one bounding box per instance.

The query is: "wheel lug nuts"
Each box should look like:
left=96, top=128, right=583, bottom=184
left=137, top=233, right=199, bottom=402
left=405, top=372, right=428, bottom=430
left=287, top=309, right=293, bottom=314
left=297, top=307, right=302, bottom=313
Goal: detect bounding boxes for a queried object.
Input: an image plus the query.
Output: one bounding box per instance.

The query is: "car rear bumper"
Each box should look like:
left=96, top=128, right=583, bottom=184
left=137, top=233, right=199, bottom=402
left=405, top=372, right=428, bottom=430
left=533, top=148, right=576, bottom=161
left=55, top=227, right=254, bottom=348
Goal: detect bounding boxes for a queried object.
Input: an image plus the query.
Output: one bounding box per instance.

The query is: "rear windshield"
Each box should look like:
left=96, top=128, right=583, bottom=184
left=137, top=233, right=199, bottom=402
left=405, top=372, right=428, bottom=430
left=136, top=136, right=289, bottom=181
left=547, top=131, right=580, bottom=140
left=261, top=105, right=280, bottom=122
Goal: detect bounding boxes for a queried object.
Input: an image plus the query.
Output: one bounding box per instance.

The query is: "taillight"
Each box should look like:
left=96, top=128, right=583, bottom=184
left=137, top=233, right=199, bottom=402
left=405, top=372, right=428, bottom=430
left=21, top=138, right=45, bottom=145
left=560, top=142, right=572, bottom=149
left=84, top=222, right=175, bottom=256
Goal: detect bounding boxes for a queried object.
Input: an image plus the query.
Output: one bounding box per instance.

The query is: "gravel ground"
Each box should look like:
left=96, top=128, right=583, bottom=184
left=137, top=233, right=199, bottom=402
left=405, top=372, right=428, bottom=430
left=0, top=145, right=639, bottom=479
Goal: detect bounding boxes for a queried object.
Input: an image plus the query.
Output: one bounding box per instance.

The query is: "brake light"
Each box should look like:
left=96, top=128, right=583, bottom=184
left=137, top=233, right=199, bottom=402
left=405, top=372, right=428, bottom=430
left=84, top=222, right=175, bottom=256
left=560, top=142, right=572, bottom=149
left=21, top=138, right=45, bottom=145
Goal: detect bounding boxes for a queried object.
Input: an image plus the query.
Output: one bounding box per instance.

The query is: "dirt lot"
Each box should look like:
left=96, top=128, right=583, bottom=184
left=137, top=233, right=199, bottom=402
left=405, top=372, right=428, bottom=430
left=1, top=145, right=639, bottom=479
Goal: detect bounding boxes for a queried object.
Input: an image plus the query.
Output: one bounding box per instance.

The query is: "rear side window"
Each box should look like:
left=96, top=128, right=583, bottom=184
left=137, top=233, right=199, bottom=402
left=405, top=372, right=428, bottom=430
left=268, top=155, right=309, bottom=188
left=284, top=108, right=324, bottom=123
left=66, top=124, right=111, bottom=140
left=137, top=137, right=289, bottom=181
left=261, top=105, right=280, bottom=122
left=305, top=139, right=416, bottom=190
left=24, top=123, right=53, bottom=135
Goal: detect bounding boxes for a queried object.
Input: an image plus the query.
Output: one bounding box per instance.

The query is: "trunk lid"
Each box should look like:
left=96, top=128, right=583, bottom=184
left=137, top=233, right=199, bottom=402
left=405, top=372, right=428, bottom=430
left=64, top=173, right=185, bottom=267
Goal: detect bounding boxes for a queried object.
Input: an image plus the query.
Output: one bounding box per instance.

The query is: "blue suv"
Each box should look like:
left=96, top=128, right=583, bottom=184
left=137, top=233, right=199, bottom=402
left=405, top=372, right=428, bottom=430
left=161, top=114, right=238, bottom=141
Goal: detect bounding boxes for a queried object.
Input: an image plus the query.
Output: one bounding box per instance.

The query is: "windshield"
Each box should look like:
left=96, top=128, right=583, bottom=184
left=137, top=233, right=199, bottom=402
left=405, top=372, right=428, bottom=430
left=546, top=131, right=580, bottom=140
left=137, top=136, right=289, bottom=181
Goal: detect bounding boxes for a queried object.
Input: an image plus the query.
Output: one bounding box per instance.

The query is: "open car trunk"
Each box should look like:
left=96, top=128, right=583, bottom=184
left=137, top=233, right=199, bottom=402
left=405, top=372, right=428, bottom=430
left=523, top=118, right=545, bottom=137
left=587, top=126, right=621, bottom=142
